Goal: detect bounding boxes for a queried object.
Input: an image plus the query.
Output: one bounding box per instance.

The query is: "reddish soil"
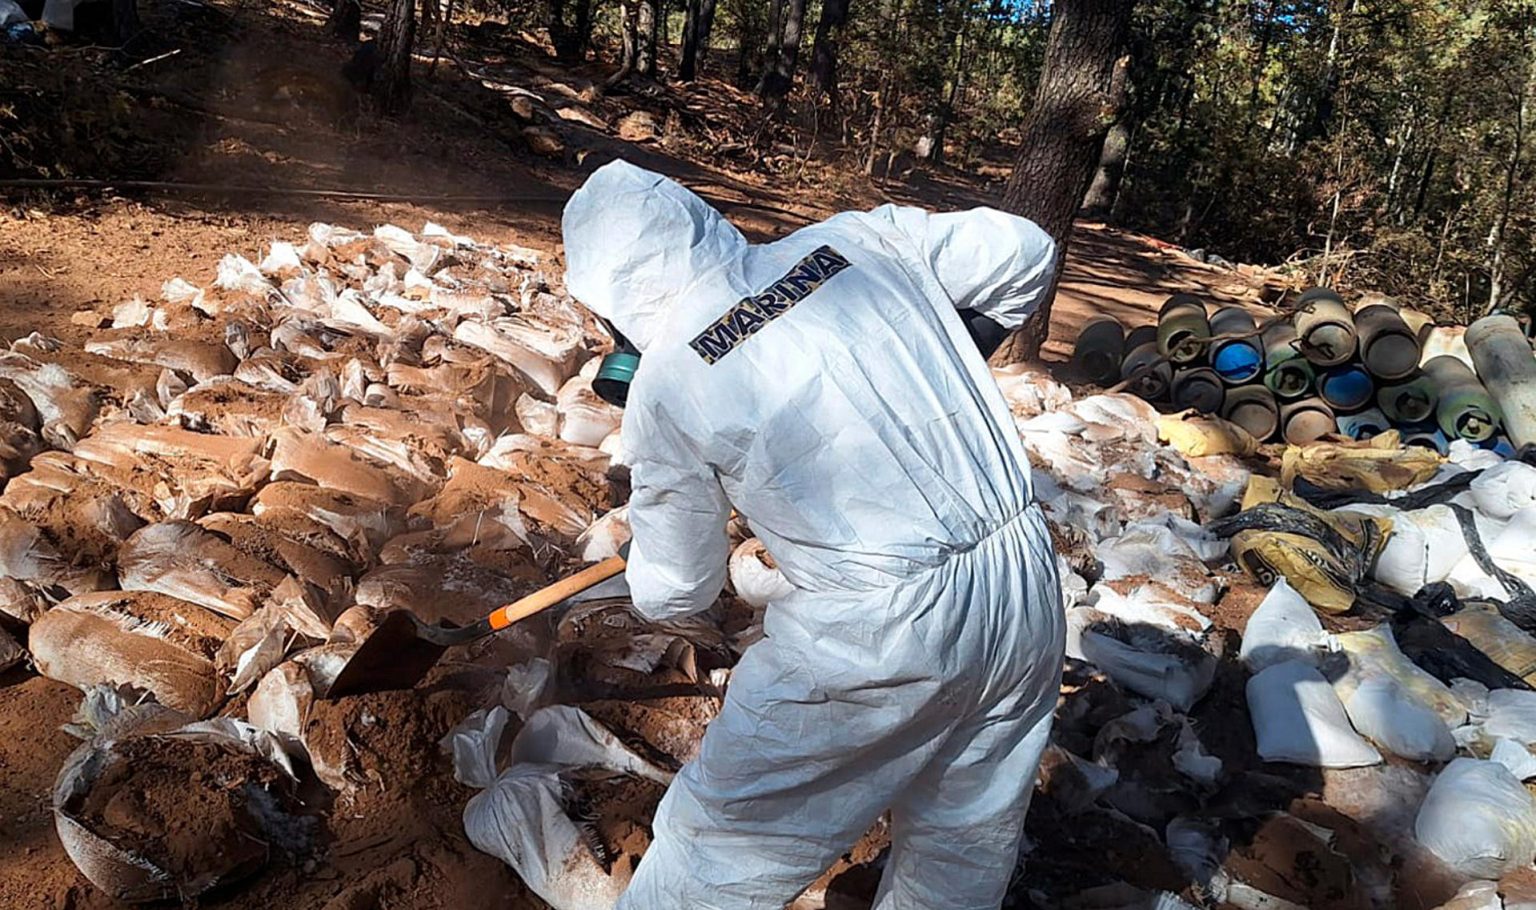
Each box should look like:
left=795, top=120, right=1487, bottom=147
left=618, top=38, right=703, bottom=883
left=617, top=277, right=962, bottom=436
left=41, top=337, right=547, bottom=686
left=0, top=671, right=107, bottom=910
left=71, top=737, right=300, bottom=897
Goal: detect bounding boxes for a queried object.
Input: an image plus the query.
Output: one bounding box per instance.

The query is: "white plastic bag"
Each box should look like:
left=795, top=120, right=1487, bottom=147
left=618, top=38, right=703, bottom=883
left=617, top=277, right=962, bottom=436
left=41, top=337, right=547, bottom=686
left=1348, top=504, right=1468, bottom=595
left=1088, top=583, right=1211, bottom=634
left=575, top=507, right=630, bottom=563
left=1491, top=738, right=1536, bottom=781
left=464, top=765, right=632, bottom=910
left=1482, top=689, right=1536, bottom=746
left=1096, top=521, right=1216, bottom=590
left=0, top=0, right=27, bottom=26
left=1331, top=625, right=1467, bottom=727
left=1448, top=507, right=1536, bottom=600
left=510, top=706, right=673, bottom=784
left=442, top=706, right=512, bottom=789
left=1246, top=660, right=1382, bottom=768
left=1434, top=880, right=1504, bottom=910
left=1238, top=578, right=1328, bottom=671
left=1070, top=608, right=1216, bottom=711
left=1470, top=462, right=1536, bottom=520
left=1415, top=756, right=1536, bottom=879
left=1341, top=676, right=1455, bottom=762
left=728, top=538, right=795, bottom=608
left=556, top=372, right=623, bottom=448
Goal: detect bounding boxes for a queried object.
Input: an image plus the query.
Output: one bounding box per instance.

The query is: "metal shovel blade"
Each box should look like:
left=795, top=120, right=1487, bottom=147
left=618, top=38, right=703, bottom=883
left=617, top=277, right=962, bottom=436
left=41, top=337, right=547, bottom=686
left=323, top=611, right=450, bottom=699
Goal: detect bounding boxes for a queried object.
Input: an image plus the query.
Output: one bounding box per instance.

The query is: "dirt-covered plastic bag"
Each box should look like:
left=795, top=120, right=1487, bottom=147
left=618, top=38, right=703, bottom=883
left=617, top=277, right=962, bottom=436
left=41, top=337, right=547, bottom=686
left=1339, top=676, right=1456, bottom=762
left=1415, top=755, right=1536, bottom=879
left=54, top=708, right=313, bottom=904
left=1447, top=507, right=1536, bottom=601
left=1330, top=625, right=1467, bottom=727
left=1067, top=607, right=1216, bottom=711
left=1212, top=499, right=1390, bottom=614
left=1281, top=431, right=1442, bottom=493
left=462, top=706, right=676, bottom=910
left=464, top=765, right=633, bottom=910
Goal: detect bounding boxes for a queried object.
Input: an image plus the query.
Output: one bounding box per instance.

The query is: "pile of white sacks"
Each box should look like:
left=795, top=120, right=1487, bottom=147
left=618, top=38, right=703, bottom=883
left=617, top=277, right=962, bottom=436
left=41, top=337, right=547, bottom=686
left=983, top=363, right=1536, bottom=908
left=8, top=214, right=1536, bottom=907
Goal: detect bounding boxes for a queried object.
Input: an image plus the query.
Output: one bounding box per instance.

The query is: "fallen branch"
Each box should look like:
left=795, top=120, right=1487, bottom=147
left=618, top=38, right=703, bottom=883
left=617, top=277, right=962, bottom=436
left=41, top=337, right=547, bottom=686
left=124, top=48, right=183, bottom=72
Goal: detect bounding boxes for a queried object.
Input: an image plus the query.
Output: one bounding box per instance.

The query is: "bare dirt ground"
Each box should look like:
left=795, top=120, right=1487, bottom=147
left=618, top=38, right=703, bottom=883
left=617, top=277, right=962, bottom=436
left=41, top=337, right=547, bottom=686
left=0, top=0, right=1291, bottom=906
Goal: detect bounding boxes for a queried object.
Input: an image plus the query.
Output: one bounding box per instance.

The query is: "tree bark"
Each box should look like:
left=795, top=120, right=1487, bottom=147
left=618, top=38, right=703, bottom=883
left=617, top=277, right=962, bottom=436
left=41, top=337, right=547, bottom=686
left=1082, top=114, right=1131, bottom=216
left=637, top=0, right=658, bottom=78
left=764, top=0, right=806, bottom=98
left=680, top=0, right=718, bottom=81
left=373, top=0, right=417, bottom=116
left=1487, top=43, right=1535, bottom=313
left=757, top=0, right=785, bottom=95
left=728, top=0, right=758, bottom=87
left=548, top=0, right=595, bottom=63
left=607, top=0, right=640, bottom=87
left=327, top=0, right=362, bottom=43
left=428, top=0, right=454, bottom=75
left=809, top=0, right=850, bottom=97
left=995, top=0, right=1133, bottom=362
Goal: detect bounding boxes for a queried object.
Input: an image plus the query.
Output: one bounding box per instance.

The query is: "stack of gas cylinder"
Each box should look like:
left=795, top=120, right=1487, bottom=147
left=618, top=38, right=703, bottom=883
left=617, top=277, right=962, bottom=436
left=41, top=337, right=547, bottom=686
left=1072, top=289, right=1536, bottom=451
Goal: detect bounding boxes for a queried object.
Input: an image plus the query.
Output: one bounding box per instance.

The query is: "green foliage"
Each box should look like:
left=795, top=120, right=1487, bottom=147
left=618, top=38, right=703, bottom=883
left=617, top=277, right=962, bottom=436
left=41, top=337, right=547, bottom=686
left=514, top=0, right=1534, bottom=319
left=1116, top=0, right=1536, bottom=319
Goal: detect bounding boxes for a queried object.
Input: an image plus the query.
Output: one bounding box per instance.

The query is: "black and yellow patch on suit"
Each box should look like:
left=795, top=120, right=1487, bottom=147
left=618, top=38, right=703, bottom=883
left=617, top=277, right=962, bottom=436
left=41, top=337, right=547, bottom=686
left=689, top=245, right=852, bottom=364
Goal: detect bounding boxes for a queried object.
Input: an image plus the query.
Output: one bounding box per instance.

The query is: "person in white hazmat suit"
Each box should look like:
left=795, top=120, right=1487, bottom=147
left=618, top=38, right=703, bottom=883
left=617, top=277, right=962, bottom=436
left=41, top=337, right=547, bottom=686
left=561, top=159, right=1065, bottom=909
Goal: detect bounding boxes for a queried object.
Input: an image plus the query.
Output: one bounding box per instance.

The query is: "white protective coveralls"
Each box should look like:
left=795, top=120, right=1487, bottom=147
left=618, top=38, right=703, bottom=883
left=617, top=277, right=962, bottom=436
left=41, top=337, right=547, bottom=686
left=562, top=159, right=1065, bottom=910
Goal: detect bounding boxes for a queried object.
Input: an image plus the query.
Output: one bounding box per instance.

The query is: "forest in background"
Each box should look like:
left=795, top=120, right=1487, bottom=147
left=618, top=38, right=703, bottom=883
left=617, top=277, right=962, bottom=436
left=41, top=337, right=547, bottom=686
left=455, top=0, right=1536, bottom=324
left=4, top=0, right=1534, bottom=327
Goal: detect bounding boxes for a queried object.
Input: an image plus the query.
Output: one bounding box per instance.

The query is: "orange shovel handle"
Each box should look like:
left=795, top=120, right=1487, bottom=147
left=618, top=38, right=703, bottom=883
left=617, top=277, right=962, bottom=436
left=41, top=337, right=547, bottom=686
left=486, top=555, right=628, bottom=631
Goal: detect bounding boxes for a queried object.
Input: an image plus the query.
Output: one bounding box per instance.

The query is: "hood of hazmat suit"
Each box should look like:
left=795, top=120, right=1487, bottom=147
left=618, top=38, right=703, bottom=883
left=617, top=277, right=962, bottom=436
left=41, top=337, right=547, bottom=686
left=560, top=159, right=1065, bottom=910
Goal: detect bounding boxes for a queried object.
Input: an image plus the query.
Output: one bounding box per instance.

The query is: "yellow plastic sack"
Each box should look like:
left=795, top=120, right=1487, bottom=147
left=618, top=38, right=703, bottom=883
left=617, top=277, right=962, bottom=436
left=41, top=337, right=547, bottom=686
left=1240, top=474, right=1285, bottom=511
left=1280, top=431, right=1441, bottom=493
left=1157, top=413, right=1260, bottom=458
left=1216, top=493, right=1392, bottom=614
left=1441, top=603, right=1536, bottom=685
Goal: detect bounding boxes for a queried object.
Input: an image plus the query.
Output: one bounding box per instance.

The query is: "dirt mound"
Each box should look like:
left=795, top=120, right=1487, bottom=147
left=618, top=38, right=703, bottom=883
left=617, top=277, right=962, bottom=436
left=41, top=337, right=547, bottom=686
left=234, top=677, right=538, bottom=910
left=72, top=737, right=301, bottom=891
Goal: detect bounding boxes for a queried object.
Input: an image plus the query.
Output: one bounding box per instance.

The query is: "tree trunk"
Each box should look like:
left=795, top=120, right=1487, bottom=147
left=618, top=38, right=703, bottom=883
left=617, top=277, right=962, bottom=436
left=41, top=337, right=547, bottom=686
left=995, top=0, right=1132, bottom=363
left=1487, top=43, right=1535, bottom=313
left=112, top=0, right=140, bottom=44
left=428, top=0, right=454, bottom=75
left=757, top=0, right=785, bottom=95
left=607, top=0, right=640, bottom=87
left=1082, top=114, right=1131, bottom=217
left=1246, top=0, right=1275, bottom=121
left=809, top=0, right=850, bottom=97
left=373, top=0, right=417, bottom=116
left=680, top=0, right=718, bottom=81
left=728, top=0, right=758, bottom=88
left=327, top=0, right=362, bottom=43
left=923, top=10, right=979, bottom=165
left=764, top=0, right=806, bottom=98
left=636, top=0, right=658, bottom=78
left=549, top=0, right=595, bottom=63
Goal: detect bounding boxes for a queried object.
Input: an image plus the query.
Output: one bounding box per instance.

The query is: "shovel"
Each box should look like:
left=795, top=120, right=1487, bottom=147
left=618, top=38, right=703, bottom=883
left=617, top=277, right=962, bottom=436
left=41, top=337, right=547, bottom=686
left=325, top=552, right=628, bottom=699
